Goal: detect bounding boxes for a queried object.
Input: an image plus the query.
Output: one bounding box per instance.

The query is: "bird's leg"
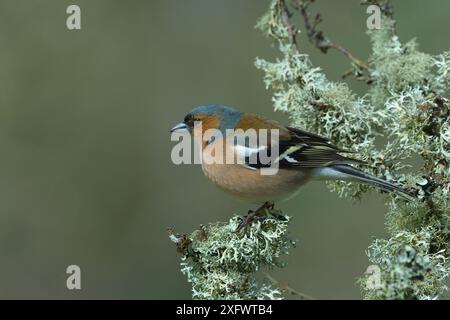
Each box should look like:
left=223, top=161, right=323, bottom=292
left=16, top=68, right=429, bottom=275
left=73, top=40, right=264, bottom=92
left=235, top=201, right=274, bottom=233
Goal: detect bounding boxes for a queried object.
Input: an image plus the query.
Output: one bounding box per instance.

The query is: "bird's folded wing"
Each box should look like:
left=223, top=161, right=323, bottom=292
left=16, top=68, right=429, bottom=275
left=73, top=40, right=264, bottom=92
left=230, top=126, right=364, bottom=169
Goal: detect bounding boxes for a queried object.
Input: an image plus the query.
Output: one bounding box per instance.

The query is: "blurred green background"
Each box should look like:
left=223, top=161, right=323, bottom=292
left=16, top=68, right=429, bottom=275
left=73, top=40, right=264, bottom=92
left=0, top=0, right=448, bottom=299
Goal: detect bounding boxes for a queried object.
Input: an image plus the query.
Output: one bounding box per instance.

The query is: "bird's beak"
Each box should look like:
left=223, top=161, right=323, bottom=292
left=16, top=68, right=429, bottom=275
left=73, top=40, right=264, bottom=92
left=170, top=122, right=189, bottom=133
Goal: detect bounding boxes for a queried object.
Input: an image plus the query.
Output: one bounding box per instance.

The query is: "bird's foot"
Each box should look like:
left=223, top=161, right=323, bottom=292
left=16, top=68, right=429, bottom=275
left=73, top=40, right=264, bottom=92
left=235, top=201, right=275, bottom=233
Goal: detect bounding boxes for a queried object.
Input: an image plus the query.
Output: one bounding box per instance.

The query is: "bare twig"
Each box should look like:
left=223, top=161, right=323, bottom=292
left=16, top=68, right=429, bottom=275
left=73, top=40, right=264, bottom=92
left=264, top=272, right=314, bottom=300
left=294, top=0, right=369, bottom=71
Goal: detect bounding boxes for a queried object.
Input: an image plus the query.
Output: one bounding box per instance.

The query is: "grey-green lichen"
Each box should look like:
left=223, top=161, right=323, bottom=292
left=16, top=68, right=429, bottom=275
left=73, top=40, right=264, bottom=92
left=255, top=0, right=450, bottom=299
left=170, top=215, right=294, bottom=300
left=171, top=0, right=449, bottom=300
left=361, top=228, right=449, bottom=300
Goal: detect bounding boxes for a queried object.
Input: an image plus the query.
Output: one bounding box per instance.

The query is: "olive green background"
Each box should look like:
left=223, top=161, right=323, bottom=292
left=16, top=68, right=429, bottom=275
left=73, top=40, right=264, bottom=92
left=0, top=0, right=448, bottom=299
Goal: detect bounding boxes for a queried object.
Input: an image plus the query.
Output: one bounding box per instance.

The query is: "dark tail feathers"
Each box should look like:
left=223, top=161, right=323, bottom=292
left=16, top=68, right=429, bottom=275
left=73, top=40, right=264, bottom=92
left=331, top=164, right=415, bottom=201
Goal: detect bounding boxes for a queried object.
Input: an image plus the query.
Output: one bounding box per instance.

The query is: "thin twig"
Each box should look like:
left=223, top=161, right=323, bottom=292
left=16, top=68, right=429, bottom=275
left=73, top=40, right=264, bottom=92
left=264, top=272, right=315, bottom=300
left=294, top=0, right=369, bottom=71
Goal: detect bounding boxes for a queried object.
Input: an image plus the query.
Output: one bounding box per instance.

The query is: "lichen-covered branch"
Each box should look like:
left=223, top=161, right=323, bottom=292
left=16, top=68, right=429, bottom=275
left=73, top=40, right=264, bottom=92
left=170, top=0, right=449, bottom=300
left=293, top=0, right=369, bottom=75
left=169, top=214, right=296, bottom=299
left=256, top=0, right=450, bottom=299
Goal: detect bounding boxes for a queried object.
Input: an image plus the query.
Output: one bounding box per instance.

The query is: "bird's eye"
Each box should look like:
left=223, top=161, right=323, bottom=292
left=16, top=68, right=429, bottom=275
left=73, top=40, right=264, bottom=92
left=184, top=115, right=202, bottom=126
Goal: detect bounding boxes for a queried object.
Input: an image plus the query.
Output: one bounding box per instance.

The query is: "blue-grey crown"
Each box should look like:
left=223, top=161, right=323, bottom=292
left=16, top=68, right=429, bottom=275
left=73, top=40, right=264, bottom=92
left=188, top=104, right=243, bottom=133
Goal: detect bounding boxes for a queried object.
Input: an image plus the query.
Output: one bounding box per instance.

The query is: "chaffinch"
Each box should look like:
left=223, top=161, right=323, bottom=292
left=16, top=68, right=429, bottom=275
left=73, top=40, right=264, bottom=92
left=170, top=104, right=413, bottom=223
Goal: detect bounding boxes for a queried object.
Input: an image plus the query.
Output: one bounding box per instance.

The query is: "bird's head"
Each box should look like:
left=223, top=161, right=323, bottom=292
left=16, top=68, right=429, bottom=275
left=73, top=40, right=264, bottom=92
left=170, top=104, right=243, bottom=136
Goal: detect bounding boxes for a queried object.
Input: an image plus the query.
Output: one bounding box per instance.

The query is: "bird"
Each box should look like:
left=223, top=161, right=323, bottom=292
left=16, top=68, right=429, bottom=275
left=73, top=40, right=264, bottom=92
left=170, top=104, right=414, bottom=230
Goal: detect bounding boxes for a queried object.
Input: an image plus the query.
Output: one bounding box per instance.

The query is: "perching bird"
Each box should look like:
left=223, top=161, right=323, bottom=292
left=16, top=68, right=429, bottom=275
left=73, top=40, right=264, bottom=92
left=170, top=104, right=413, bottom=228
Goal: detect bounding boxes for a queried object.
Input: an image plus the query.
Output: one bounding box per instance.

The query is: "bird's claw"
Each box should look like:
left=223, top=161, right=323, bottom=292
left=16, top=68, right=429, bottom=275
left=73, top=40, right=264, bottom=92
left=235, top=201, right=275, bottom=233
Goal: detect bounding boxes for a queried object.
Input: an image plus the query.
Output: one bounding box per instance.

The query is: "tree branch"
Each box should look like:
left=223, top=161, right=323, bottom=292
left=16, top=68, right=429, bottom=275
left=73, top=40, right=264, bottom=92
left=290, top=0, right=369, bottom=75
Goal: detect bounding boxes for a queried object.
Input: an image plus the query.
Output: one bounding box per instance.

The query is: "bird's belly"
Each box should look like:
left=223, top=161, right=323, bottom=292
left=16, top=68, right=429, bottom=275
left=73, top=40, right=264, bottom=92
left=201, top=163, right=311, bottom=203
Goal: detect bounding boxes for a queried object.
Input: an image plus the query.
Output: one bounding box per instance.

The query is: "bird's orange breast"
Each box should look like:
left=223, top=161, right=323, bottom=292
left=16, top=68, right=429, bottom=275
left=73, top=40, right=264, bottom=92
left=201, top=162, right=311, bottom=203
left=201, top=139, right=312, bottom=203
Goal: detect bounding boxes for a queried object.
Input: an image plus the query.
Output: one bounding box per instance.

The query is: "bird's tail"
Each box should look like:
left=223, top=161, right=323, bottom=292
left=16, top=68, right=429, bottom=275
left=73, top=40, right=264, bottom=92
left=314, top=164, right=415, bottom=201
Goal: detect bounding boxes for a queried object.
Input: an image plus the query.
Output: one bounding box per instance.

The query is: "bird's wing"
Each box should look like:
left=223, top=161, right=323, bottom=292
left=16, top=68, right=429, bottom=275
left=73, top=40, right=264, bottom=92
left=231, top=126, right=364, bottom=169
